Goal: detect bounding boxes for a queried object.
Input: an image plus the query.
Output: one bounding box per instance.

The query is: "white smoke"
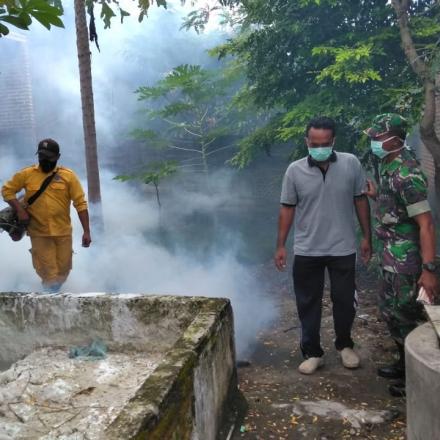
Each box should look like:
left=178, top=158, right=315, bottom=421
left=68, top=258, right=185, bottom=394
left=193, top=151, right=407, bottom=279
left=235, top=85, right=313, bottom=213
left=0, top=0, right=278, bottom=357
left=0, top=168, right=277, bottom=356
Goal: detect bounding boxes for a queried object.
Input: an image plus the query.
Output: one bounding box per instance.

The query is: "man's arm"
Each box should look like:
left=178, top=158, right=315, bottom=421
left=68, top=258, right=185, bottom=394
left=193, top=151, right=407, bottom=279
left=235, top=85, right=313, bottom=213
left=399, top=169, right=438, bottom=300
left=77, top=209, right=91, bottom=247
left=364, top=179, right=377, bottom=200
left=274, top=204, right=295, bottom=270
left=413, top=211, right=439, bottom=300
left=2, top=171, right=29, bottom=224
left=68, top=171, right=91, bottom=247
left=7, top=199, right=29, bottom=223
left=354, top=195, right=372, bottom=264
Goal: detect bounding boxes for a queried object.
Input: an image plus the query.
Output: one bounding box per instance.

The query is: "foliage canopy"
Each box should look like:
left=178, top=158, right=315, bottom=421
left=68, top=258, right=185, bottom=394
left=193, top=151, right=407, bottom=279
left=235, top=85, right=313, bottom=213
left=202, top=0, right=440, bottom=167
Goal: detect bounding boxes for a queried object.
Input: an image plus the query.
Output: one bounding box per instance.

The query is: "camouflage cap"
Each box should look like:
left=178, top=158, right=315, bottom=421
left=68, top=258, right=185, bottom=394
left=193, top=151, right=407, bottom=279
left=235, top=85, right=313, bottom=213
left=364, top=113, right=408, bottom=138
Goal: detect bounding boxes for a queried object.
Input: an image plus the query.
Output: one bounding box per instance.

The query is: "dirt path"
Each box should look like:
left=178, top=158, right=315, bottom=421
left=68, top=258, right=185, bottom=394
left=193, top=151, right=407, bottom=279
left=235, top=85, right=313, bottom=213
left=230, top=263, right=406, bottom=440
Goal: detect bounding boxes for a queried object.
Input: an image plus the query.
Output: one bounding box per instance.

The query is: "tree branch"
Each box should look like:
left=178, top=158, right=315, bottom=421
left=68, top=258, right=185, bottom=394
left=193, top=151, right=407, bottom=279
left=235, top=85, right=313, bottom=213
left=168, top=145, right=202, bottom=154
left=200, top=106, right=209, bottom=122
left=205, top=144, right=236, bottom=156
left=420, top=78, right=436, bottom=136
left=392, top=0, right=440, bottom=161
left=177, top=164, right=205, bottom=168
left=201, top=137, right=217, bottom=149
left=183, top=126, right=202, bottom=137
left=391, top=0, right=429, bottom=80
left=163, top=119, right=201, bottom=137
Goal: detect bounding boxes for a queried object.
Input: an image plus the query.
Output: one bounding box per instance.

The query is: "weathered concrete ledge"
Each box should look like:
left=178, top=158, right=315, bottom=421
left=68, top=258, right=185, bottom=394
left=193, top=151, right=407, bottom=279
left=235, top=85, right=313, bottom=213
left=0, top=293, right=237, bottom=440
left=406, top=321, right=440, bottom=440
left=425, top=305, right=440, bottom=342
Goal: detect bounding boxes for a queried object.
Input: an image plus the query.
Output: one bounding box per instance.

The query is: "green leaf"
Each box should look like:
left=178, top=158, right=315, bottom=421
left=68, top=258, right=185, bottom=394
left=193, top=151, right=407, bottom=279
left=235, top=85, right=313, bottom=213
left=120, top=8, right=130, bottom=24
left=0, top=22, right=10, bottom=35
left=31, top=10, right=53, bottom=29
left=47, top=14, right=63, bottom=28
left=18, top=0, right=29, bottom=9
left=158, top=102, right=195, bottom=117
left=137, top=0, right=150, bottom=15
left=0, top=15, right=30, bottom=29
left=114, top=161, right=178, bottom=186
left=100, top=2, right=116, bottom=29
left=131, top=128, right=159, bottom=140
left=19, top=11, right=32, bottom=26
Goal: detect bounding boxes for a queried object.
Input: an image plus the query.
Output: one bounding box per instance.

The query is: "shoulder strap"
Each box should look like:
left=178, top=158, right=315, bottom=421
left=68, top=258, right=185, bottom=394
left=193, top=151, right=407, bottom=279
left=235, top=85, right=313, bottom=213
left=27, top=172, right=57, bottom=206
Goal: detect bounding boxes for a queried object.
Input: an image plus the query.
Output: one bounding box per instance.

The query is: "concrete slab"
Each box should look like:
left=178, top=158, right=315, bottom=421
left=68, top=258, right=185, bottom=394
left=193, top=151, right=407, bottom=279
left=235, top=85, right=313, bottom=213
left=406, top=322, right=440, bottom=440
left=0, top=293, right=237, bottom=440
left=425, top=305, right=440, bottom=343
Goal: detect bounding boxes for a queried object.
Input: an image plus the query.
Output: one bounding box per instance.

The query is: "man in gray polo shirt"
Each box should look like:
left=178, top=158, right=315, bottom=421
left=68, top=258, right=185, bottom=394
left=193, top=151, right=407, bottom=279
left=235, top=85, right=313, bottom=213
left=275, top=116, right=372, bottom=375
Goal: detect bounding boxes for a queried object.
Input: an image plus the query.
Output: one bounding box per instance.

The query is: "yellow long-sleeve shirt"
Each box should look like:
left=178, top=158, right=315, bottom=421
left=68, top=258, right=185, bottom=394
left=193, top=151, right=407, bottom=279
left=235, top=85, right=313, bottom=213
left=1, top=165, right=88, bottom=237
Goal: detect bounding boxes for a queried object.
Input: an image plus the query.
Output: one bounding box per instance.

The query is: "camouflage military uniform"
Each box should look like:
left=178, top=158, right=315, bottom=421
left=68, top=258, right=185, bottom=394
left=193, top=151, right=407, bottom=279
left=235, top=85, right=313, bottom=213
left=375, top=148, right=429, bottom=346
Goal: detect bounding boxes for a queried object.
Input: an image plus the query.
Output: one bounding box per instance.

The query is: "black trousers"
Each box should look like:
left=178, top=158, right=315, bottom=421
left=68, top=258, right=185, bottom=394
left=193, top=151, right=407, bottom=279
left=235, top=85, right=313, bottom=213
left=293, top=253, right=356, bottom=358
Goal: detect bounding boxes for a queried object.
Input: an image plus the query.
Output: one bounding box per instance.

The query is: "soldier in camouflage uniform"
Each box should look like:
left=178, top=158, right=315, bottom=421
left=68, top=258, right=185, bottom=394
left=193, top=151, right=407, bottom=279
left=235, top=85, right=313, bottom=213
left=365, top=113, right=439, bottom=397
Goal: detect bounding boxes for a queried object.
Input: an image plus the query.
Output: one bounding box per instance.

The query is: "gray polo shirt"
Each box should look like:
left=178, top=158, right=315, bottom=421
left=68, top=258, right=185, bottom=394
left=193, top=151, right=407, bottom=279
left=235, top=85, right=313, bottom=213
left=280, top=152, right=366, bottom=256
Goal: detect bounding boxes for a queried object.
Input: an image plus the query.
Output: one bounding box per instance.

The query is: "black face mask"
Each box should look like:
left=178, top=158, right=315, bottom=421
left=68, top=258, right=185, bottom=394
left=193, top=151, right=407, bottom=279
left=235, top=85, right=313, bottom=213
left=39, top=159, right=57, bottom=173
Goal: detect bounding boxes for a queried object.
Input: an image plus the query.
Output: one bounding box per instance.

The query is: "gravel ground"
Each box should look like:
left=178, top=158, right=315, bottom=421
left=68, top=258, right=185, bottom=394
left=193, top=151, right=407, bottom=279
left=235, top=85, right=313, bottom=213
left=227, top=262, right=407, bottom=440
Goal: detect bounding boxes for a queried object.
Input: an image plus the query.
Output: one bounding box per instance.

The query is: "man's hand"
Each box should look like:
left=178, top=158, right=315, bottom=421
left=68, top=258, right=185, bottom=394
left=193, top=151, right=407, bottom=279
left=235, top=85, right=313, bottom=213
left=274, top=246, right=287, bottom=271
left=365, top=179, right=377, bottom=200
left=16, top=207, right=30, bottom=226
left=82, top=231, right=92, bottom=248
left=418, top=270, right=440, bottom=303
left=360, top=237, right=372, bottom=264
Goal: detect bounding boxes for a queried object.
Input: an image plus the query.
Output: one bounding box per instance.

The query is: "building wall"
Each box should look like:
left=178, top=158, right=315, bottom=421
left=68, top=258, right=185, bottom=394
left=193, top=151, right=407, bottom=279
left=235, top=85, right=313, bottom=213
left=0, top=33, right=35, bottom=156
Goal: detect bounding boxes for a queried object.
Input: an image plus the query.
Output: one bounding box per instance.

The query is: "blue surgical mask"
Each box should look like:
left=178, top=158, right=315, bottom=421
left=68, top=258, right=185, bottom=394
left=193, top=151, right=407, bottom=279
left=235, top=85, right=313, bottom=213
left=371, top=137, right=403, bottom=159
left=308, top=146, right=333, bottom=162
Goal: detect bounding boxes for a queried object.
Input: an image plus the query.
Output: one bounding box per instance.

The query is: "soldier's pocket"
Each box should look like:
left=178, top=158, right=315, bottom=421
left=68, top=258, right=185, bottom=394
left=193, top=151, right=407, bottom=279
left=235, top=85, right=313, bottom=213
left=399, top=276, right=422, bottom=312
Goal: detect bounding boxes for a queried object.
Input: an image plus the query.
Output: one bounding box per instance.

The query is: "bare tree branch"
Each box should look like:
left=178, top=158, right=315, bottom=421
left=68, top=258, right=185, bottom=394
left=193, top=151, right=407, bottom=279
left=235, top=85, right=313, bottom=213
left=205, top=144, right=236, bottom=156
left=420, top=79, right=437, bottom=135
left=163, top=119, right=202, bottom=137
left=200, top=106, right=209, bottom=122
left=391, top=0, right=429, bottom=79
left=201, top=137, right=217, bottom=149
left=183, top=127, right=203, bottom=137
left=391, top=0, right=439, bottom=152
left=168, top=145, right=202, bottom=154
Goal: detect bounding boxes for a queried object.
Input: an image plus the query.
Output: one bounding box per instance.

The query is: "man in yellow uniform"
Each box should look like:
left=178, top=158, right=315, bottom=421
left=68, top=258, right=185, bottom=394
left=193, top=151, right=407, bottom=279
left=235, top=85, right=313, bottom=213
left=2, top=139, right=91, bottom=292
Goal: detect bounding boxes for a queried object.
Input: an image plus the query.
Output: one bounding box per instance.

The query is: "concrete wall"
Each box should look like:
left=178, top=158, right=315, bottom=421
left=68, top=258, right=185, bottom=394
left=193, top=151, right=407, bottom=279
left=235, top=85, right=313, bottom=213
left=192, top=308, right=236, bottom=439
left=0, top=293, right=237, bottom=440
left=106, top=295, right=237, bottom=440
left=406, top=322, right=440, bottom=440
left=0, top=293, right=198, bottom=366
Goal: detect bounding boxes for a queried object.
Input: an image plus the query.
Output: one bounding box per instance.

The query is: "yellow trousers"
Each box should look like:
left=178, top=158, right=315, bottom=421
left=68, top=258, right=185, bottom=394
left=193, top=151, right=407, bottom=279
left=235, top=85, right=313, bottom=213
left=30, top=236, right=72, bottom=287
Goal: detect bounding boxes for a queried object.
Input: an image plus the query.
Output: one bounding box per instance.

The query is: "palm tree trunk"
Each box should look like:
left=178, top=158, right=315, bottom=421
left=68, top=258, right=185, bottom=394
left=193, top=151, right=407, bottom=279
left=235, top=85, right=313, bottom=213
left=74, top=0, right=103, bottom=222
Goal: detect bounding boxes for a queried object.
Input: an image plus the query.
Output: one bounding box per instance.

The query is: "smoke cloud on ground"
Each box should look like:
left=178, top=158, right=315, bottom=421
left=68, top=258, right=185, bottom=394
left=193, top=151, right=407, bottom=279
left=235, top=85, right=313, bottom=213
left=0, top=167, right=277, bottom=356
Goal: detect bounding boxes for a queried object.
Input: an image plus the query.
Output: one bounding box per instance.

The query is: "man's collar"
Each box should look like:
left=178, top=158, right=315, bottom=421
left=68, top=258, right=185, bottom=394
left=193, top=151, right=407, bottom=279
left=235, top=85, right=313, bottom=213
left=34, top=164, right=59, bottom=173
left=307, top=151, right=337, bottom=167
